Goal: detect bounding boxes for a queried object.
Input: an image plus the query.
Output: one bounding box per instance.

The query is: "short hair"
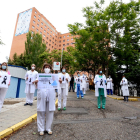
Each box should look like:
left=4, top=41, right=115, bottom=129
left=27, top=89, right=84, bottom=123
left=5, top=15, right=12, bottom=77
left=0, top=62, right=8, bottom=72
left=31, top=64, right=36, bottom=67
left=42, top=63, right=52, bottom=70
left=61, top=66, right=66, bottom=72
left=55, top=70, right=58, bottom=74
left=97, top=68, right=102, bottom=74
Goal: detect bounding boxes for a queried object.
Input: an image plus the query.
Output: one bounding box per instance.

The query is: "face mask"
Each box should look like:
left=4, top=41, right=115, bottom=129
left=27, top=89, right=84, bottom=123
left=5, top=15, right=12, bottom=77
left=32, top=66, right=35, bottom=70
left=100, top=71, right=102, bottom=74
left=78, top=74, right=80, bottom=77
left=123, top=77, right=125, bottom=79
left=109, top=76, right=111, bottom=78
left=2, top=65, right=6, bottom=70
left=83, top=74, right=84, bottom=76
left=62, top=69, right=65, bottom=73
left=44, top=68, right=50, bottom=74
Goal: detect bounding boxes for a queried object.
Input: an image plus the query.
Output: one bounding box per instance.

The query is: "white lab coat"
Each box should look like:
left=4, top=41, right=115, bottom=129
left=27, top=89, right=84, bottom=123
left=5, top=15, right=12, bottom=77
left=120, top=78, right=129, bottom=96
left=76, top=76, right=82, bottom=90
left=74, top=77, right=77, bottom=92
left=107, top=78, right=113, bottom=90
left=58, top=73, right=70, bottom=96
left=94, top=74, right=107, bottom=97
left=80, top=75, right=87, bottom=89
left=25, top=70, right=38, bottom=93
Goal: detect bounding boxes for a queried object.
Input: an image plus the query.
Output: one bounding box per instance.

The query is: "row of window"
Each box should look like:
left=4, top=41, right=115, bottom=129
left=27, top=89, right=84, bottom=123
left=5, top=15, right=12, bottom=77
left=59, top=35, right=73, bottom=39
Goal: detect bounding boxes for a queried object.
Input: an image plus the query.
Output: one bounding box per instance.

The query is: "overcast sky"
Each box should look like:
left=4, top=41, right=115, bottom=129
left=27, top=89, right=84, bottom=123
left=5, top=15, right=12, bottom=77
left=0, top=0, right=131, bottom=63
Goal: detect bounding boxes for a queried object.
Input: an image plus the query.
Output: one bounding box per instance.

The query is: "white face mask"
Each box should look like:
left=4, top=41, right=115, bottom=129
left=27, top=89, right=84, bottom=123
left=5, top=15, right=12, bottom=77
left=44, top=68, right=50, bottom=74
left=32, top=66, right=35, bottom=70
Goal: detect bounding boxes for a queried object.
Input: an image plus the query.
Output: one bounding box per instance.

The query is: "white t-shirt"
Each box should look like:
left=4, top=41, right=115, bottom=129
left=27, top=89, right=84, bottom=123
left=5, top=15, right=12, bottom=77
left=60, top=73, right=66, bottom=88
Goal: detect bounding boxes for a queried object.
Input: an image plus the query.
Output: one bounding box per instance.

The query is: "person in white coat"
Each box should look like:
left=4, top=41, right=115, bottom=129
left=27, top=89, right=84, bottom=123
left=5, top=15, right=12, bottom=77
left=24, top=64, right=38, bottom=106
left=94, top=68, right=107, bottom=109
left=58, top=66, right=70, bottom=111
left=0, top=62, right=11, bottom=112
left=81, top=72, right=87, bottom=95
left=36, top=63, right=56, bottom=136
left=120, top=75, right=129, bottom=102
left=107, top=75, right=113, bottom=95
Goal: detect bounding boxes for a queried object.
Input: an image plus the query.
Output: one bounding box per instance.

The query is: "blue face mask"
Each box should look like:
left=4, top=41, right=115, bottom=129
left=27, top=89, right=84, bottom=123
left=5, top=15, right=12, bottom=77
left=78, top=74, right=80, bottom=77
left=2, top=65, right=7, bottom=70
left=100, top=71, right=102, bottom=74
left=83, top=74, right=84, bottom=76
left=62, top=69, right=65, bottom=73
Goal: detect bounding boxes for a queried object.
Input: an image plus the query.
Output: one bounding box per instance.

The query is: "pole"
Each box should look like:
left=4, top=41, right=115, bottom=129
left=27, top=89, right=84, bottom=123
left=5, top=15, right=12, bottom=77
left=61, top=46, right=64, bottom=68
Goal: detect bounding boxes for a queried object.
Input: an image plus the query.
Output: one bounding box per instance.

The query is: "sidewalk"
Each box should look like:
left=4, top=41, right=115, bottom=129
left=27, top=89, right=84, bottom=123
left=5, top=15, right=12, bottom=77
left=107, top=95, right=138, bottom=101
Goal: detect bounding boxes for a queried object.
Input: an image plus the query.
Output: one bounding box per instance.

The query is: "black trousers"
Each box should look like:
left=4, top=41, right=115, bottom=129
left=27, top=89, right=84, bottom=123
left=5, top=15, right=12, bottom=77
left=69, top=84, right=74, bottom=92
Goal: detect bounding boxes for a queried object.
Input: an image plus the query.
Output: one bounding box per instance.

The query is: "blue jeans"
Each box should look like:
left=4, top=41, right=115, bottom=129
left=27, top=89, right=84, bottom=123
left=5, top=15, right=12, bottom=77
left=124, top=96, right=128, bottom=101
left=69, top=84, right=74, bottom=92
left=107, top=89, right=113, bottom=95
left=77, top=84, right=84, bottom=98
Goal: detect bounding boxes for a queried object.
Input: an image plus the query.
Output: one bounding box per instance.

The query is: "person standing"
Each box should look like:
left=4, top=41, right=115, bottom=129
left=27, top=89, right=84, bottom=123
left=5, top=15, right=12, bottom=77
left=76, top=72, right=84, bottom=99
left=94, top=68, right=107, bottom=109
left=58, top=66, right=70, bottom=111
left=80, top=72, right=87, bottom=95
left=120, top=75, right=129, bottom=102
left=107, top=75, right=113, bottom=95
left=36, top=63, right=56, bottom=135
left=89, top=78, right=93, bottom=90
left=24, top=64, right=38, bottom=106
left=69, top=75, right=74, bottom=92
left=0, top=62, right=11, bottom=112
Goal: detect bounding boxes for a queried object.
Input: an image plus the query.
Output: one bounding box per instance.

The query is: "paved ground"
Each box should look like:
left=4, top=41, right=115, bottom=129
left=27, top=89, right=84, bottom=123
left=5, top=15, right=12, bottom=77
left=0, top=98, right=37, bottom=132
left=6, top=91, right=140, bottom=140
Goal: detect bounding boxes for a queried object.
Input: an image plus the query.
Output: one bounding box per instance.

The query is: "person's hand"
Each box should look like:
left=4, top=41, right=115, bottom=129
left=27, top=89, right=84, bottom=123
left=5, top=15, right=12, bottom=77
left=59, top=78, right=62, bottom=83
left=26, top=77, right=28, bottom=80
left=34, top=80, right=38, bottom=83
left=66, top=78, right=68, bottom=81
left=8, top=83, right=10, bottom=86
left=0, top=75, right=1, bottom=78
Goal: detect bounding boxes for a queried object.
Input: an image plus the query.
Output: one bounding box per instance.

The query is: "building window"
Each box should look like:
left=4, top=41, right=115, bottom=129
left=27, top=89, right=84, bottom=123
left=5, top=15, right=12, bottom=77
left=47, top=37, right=48, bottom=40
left=50, top=35, right=52, bottom=38
left=43, top=39, right=45, bottom=42
left=35, top=11, right=37, bottom=14
left=67, top=35, right=69, bottom=37
left=71, top=42, right=73, bottom=45
left=55, top=44, right=56, bottom=46
left=71, top=38, right=73, bottom=40
left=32, top=25, right=35, bottom=29
left=56, top=32, right=57, bottom=34
left=63, top=48, right=65, bottom=50
left=51, top=31, right=52, bottom=33
left=59, top=41, right=61, bottom=43
left=44, top=30, right=46, bottom=33
left=60, top=37, right=61, bottom=39
left=53, top=37, right=54, bottom=40
left=67, top=39, right=69, bottom=41
left=38, top=19, right=40, bottom=22
left=38, top=15, right=40, bottom=17
left=52, top=42, right=54, bottom=44
left=63, top=36, right=65, bottom=38
left=31, top=31, right=34, bottom=34
left=63, top=40, right=65, bottom=42
left=41, top=27, right=43, bottom=30
left=43, top=35, right=45, bottom=37
left=59, top=49, right=61, bottom=50
left=49, top=44, right=51, bottom=46
left=31, top=37, right=33, bottom=39
left=37, top=24, right=39, bottom=27
left=46, top=42, right=48, bottom=44
left=56, top=36, right=57, bottom=38
left=48, top=28, right=49, bottom=31
left=36, top=29, right=38, bottom=32
left=46, top=47, right=47, bottom=49
left=59, top=45, right=61, bottom=47
left=52, top=46, right=53, bottom=48
left=40, top=32, right=42, bottom=34
left=34, top=15, right=36, bottom=19
left=41, top=22, right=43, bottom=25
left=49, top=40, right=51, bottom=42
left=33, top=20, right=35, bottom=24
left=53, top=34, right=55, bottom=36
left=63, top=44, right=65, bottom=46
left=67, top=43, right=69, bottom=45
left=47, top=32, right=49, bottom=35
left=45, top=26, right=46, bottom=28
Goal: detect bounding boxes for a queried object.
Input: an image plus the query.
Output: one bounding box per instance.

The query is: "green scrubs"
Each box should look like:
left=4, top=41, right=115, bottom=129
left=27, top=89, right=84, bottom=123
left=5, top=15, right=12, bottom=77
left=97, top=75, right=106, bottom=109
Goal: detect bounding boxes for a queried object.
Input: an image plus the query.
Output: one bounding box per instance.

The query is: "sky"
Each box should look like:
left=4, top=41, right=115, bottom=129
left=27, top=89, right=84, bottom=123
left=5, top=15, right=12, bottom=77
left=0, top=0, right=131, bottom=63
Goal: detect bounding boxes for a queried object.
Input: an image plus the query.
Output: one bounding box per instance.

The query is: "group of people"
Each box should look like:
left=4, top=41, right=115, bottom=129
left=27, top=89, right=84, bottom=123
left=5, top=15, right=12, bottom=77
left=0, top=62, right=130, bottom=136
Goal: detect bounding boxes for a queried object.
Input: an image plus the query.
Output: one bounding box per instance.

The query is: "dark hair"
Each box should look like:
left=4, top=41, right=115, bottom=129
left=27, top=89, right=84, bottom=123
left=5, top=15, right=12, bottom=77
left=61, top=66, right=66, bottom=72
left=42, top=63, right=52, bottom=70
left=55, top=70, right=58, bottom=74
left=0, top=62, right=8, bottom=71
left=97, top=68, right=102, bottom=74
left=77, top=72, right=79, bottom=74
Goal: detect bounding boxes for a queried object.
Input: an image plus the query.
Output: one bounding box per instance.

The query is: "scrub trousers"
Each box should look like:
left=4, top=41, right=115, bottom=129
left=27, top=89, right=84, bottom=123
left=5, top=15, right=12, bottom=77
left=26, top=92, right=34, bottom=104
left=0, top=88, right=8, bottom=112
left=77, top=84, right=84, bottom=98
left=124, top=96, right=128, bottom=102
left=37, top=102, right=54, bottom=132
left=58, top=88, right=67, bottom=108
left=98, top=88, right=106, bottom=109
left=107, top=89, right=113, bottom=95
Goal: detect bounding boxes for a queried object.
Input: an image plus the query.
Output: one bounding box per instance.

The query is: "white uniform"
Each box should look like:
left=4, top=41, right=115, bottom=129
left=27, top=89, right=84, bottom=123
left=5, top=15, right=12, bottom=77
left=80, top=75, right=87, bottom=94
left=107, top=78, right=113, bottom=90
left=74, top=77, right=77, bottom=92
left=94, top=74, right=107, bottom=97
left=120, top=78, right=129, bottom=96
left=25, top=70, right=38, bottom=104
left=0, top=71, right=9, bottom=112
left=37, top=78, right=56, bottom=132
left=58, top=73, right=70, bottom=108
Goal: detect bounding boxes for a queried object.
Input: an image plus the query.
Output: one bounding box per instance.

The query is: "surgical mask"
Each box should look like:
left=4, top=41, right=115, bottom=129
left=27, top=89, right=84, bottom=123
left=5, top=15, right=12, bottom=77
left=83, top=74, right=84, bottom=76
left=32, top=67, right=35, bottom=70
left=78, top=74, right=80, bottom=77
left=109, top=76, right=111, bottom=78
left=100, top=71, right=102, bottom=74
left=2, top=65, right=6, bottom=70
left=62, top=69, right=65, bottom=73
left=123, top=77, right=125, bottom=79
left=44, top=68, right=50, bottom=74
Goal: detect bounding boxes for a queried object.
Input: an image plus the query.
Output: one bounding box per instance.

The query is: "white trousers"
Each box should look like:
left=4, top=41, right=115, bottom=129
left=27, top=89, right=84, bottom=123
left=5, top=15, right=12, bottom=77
left=58, top=88, right=67, bottom=108
left=82, top=88, right=86, bottom=94
left=26, top=92, right=34, bottom=103
left=37, top=102, right=54, bottom=132
left=0, top=88, right=8, bottom=112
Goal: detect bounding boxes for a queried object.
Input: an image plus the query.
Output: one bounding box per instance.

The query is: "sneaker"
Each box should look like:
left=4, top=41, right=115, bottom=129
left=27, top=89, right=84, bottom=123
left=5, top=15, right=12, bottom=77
left=47, top=130, right=52, bottom=135
left=24, top=103, right=29, bottom=106
left=40, top=131, right=44, bottom=136
left=81, top=97, right=84, bottom=99
left=102, top=107, right=105, bottom=109
left=63, top=107, right=66, bottom=111
left=58, top=108, right=61, bottom=111
left=77, top=97, right=79, bottom=99
left=98, top=107, right=100, bottom=109
left=30, top=103, right=33, bottom=106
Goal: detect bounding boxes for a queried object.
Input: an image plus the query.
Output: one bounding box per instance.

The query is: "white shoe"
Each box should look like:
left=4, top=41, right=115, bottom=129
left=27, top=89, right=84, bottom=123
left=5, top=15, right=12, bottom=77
left=48, top=130, right=52, bottom=135
left=40, top=131, right=44, bottom=136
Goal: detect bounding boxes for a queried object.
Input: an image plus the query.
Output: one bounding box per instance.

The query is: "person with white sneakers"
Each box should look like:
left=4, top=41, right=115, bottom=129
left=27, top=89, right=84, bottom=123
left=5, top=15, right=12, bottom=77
left=58, top=66, right=70, bottom=111
left=36, top=63, right=56, bottom=136
left=107, top=75, right=113, bottom=95
left=81, top=71, right=87, bottom=95
left=24, top=64, right=38, bottom=106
